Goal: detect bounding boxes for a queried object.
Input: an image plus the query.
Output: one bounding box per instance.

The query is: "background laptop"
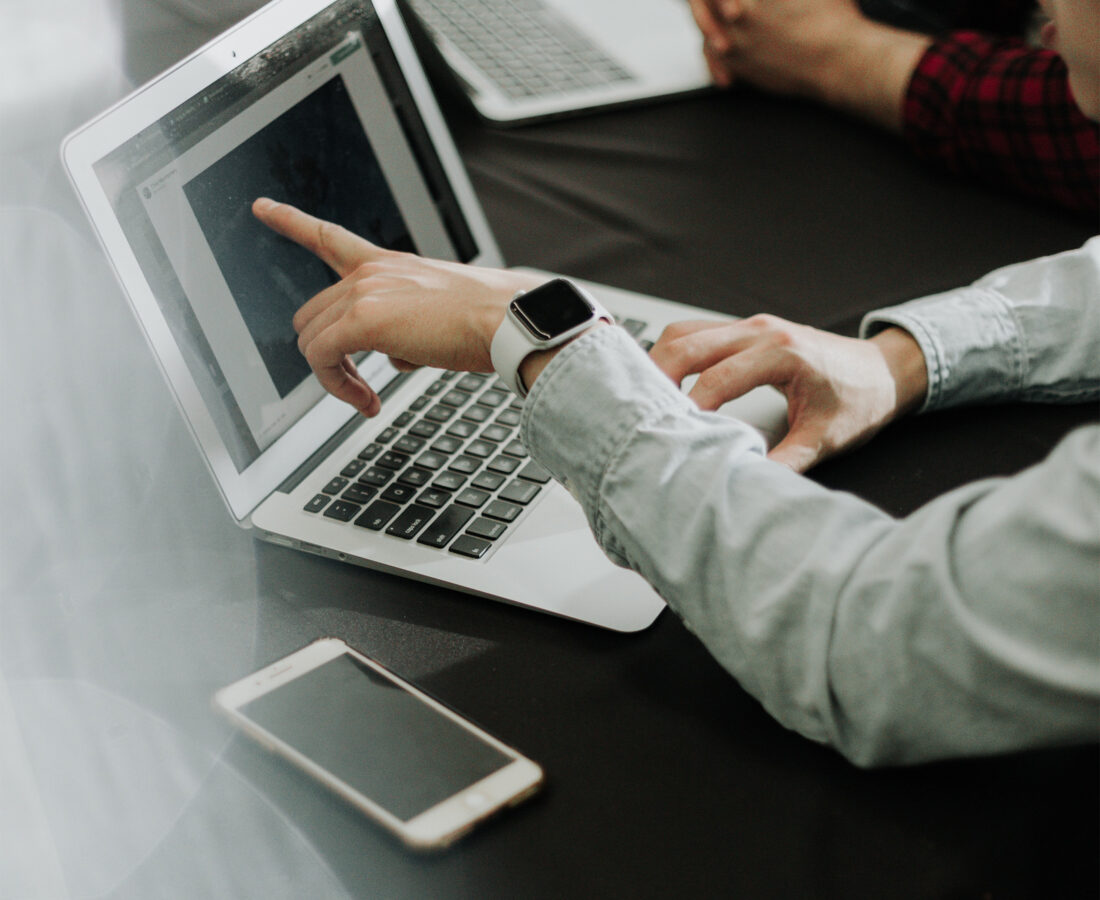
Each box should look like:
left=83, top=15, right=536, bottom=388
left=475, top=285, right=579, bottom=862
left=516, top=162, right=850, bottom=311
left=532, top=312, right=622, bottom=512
left=62, top=0, right=785, bottom=633
left=399, top=0, right=712, bottom=125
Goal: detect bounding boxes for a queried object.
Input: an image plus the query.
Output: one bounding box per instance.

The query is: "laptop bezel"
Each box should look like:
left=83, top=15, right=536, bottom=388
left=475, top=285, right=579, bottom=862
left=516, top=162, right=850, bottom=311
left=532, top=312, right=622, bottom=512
left=61, top=0, right=506, bottom=524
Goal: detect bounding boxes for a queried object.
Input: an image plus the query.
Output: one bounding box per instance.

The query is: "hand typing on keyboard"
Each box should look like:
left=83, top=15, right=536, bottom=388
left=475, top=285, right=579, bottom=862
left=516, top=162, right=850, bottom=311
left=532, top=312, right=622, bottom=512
left=647, top=316, right=925, bottom=473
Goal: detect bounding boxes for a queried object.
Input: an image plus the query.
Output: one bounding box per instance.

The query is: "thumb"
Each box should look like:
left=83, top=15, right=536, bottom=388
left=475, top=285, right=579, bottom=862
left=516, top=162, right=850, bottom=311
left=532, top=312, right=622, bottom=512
left=765, top=427, right=824, bottom=474
left=252, top=198, right=380, bottom=278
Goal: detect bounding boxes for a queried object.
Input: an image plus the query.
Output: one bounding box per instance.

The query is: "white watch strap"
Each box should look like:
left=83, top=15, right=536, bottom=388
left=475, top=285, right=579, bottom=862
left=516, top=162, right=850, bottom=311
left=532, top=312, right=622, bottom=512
left=490, top=295, right=538, bottom=397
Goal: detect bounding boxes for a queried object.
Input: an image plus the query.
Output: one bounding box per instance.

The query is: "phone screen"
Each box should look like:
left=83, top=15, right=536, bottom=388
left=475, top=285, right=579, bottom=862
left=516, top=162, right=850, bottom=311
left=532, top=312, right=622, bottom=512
left=240, top=653, right=512, bottom=821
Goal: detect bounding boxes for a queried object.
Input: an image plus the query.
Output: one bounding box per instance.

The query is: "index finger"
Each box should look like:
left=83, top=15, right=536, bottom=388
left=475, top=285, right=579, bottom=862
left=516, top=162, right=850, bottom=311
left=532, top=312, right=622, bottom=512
left=252, top=197, right=380, bottom=278
left=687, top=0, right=731, bottom=51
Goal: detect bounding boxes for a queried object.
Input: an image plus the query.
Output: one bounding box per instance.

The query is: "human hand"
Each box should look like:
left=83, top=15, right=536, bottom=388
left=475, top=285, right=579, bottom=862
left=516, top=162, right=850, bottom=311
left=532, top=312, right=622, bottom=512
left=648, top=315, right=927, bottom=472
left=687, top=0, right=930, bottom=130
left=252, top=198, right=543, bottom=417
left=688, top=0, right=866, bottom=92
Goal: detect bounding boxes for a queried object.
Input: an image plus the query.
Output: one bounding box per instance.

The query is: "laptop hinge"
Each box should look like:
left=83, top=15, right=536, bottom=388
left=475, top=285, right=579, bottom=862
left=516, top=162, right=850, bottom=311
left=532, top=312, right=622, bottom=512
left=275, top=371, right=412, bottom=495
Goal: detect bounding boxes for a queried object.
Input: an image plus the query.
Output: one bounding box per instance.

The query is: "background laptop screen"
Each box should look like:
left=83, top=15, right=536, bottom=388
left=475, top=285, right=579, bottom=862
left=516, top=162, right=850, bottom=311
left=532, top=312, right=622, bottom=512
left=93, top=0, right=478, bottom=471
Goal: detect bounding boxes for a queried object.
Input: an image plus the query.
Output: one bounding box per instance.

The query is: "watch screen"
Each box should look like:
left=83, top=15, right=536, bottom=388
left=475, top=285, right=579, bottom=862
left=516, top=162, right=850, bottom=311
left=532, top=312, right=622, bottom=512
left=512, top=279, right=596, bottom=340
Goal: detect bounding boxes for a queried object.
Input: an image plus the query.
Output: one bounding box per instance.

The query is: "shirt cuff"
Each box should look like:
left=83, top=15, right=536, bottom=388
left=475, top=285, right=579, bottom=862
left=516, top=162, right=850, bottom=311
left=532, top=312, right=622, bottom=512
left=521, top=326, right=689, bottom=494
left=860, top=286, right=1024, bottom=412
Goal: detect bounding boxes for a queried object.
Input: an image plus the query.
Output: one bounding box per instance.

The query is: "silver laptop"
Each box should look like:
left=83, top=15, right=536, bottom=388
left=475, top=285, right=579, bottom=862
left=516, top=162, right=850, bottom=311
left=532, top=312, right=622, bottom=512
left=400, top=0, right=712, bottom=124
left=62, top=0, right=785, bottom=632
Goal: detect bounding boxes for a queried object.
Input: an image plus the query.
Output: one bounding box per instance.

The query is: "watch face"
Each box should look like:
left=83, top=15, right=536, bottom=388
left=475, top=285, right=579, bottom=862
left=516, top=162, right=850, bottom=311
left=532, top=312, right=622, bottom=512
left=511, top=280, right=595, bottom=341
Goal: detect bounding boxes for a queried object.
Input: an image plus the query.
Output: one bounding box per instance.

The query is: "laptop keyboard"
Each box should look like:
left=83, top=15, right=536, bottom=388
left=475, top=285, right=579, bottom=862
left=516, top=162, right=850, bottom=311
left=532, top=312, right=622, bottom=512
left=407, top=0, right=635, bottom=100
left=303, top=316, right=650, bottom=560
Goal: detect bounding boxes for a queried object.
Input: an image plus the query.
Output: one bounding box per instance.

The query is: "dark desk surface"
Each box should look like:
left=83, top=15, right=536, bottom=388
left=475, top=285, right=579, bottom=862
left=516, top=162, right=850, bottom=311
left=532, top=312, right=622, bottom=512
left=3, top=15, right=1097, bottom=899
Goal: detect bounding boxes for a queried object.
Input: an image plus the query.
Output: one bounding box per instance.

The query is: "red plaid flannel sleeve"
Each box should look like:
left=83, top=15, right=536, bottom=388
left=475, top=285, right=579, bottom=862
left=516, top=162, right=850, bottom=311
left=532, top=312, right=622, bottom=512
left=903, top=31, right=1099, bottom=217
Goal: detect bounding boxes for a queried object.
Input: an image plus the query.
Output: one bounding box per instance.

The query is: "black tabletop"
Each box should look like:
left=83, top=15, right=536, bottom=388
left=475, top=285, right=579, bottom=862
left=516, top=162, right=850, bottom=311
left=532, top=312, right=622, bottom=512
left=3, top=18, right=1097, bottom=899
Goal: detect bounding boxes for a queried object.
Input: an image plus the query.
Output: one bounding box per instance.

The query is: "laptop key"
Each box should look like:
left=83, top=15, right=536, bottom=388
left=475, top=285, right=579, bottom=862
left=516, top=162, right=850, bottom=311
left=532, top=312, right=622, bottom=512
left=487, top=454, right=520, bottom=475
left=341, top=458, right=367, bottom=478
left=448, top=454, right=481, bottom=475
left=480, top=390, right=509, bottom=408
left=357, top=443, right=383, bottom=460
left=461, top=404, right=492, bottom=423
left=397, top=467, right=432, bottom=487
left=480, top=424, right=511, bottom=443
left=393, top=435, right=425, bottom=454
left=432, top=471, right=468, bottom=492
left=456, top=373, right=486, bottom=392
left=417, top=504, right=475, bottom=548
left=409, top=419, right=440, bottom=439
left=484, top=499, right=523, bottom=523
left=618, top=317, right=647, bottom=337
left=359, top=466, right=394, bottom=487
left=450, top=534, right=492, bottom=559
left=304, top=494, right=330, bottom=514
left=322, top=476, right=349, bottom=495
left=323, top=500, right=361, bottom=522
left=377, top=451, right=410, bottom=470
left=381, top=483, right=418, bottom=504
left=354, top=500, right=401, bottom=531
left=500, top=479, right=540, bottom=505
left=446, top=420, right=478, bottom=439
left=455, top=487, right=491, bottom=508
left=425, top=404, right=457, bottom=422
left=465, top=439, right=495, bottom=458
left=517, top=461, right=552, bottom=483
left=417, top=487, right=451, bottom=508
left=471, top=471, right=506, bottom=491
left=342, top=484, right=378, bottom=505
left=440, top=389, right=471, bottom=407
left=386, top=504, right=436, bottom=540
left=467, top=517, right=507, bottom=541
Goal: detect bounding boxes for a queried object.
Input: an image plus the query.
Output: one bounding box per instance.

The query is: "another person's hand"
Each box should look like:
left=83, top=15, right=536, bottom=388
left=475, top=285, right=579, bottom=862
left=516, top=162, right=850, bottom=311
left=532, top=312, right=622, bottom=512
left=648, top=315, right=928, bottom=472
left=690, top=0, right=864, bottom=91
left=252, top=198, right=543, bottom=417
left=688, top=0, right=931, bottom=131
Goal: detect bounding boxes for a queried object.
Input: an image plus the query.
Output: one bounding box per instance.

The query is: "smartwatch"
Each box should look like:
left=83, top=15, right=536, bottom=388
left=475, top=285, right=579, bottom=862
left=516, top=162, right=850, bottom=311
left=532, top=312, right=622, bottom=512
left=490, top=278, right=611, bottom=398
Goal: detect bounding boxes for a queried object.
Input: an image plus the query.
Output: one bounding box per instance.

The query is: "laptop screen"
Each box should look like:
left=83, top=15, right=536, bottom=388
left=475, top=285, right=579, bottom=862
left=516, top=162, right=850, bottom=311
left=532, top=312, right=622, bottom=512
left=91, top=0, right=479, bottom=473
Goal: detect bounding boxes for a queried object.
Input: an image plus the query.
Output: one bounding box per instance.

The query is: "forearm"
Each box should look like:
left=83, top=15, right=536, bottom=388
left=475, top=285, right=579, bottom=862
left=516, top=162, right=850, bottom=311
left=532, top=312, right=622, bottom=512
left=902, top=33, right=1100, bottom=215
left=814, top=19, right=932, bottom=132
left=522, top=327, right=1100, bottom=765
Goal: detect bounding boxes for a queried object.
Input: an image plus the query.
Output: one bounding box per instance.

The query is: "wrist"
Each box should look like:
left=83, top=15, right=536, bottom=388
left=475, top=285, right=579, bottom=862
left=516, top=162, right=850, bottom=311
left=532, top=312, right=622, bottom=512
left=816, top=19, right=932, bottom=131
left=870, top=326, right=928, bottom=417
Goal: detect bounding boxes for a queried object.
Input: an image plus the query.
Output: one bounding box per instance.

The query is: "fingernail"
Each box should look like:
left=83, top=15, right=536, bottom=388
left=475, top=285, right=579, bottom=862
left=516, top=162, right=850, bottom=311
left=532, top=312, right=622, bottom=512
left=253, top=197, right=276, bottom=212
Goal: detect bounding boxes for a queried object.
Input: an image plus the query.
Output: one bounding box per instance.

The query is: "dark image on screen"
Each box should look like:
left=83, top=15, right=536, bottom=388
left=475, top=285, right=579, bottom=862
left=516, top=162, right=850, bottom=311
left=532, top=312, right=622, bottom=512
left=183, top=72, right=416, bottom=398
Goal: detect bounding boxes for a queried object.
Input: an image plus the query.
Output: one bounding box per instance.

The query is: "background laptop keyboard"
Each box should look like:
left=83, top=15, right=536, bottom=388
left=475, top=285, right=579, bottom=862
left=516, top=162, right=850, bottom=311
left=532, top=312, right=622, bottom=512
left=303, top=317, right=649, bottom=559
left=407, top=0, right=635, bottom=100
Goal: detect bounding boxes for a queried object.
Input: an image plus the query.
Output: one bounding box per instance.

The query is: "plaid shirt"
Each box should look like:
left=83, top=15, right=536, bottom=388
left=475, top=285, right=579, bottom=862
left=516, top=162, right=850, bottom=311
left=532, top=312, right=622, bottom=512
left=903, top=31, right=1099, bottom=217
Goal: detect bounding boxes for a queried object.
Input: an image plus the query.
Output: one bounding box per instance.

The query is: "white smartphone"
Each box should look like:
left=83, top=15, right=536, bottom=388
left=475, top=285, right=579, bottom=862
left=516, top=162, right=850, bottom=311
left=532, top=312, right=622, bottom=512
left=213, top=637, right=544, bottom=850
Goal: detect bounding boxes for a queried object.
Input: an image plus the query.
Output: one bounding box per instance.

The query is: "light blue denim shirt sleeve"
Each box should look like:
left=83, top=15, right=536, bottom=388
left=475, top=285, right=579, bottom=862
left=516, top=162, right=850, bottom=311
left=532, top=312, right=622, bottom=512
left=520, top=294, right=1100, bottom=767
left=860, top=237, right=1100, bottom=411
